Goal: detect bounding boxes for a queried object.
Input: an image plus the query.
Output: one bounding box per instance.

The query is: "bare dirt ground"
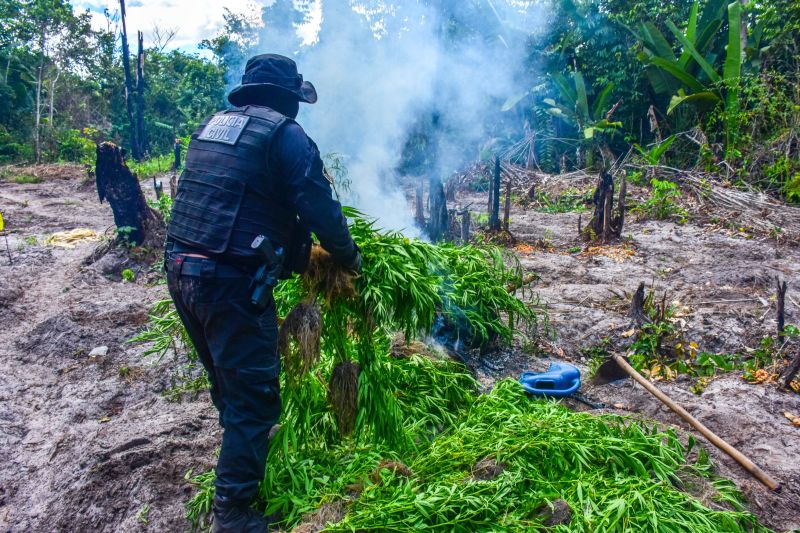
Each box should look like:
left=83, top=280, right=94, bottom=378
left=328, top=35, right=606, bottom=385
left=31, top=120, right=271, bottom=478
left=1, top=166, right=799, bottom=532
left=0, top=168, right=218, bottom=532
left=454, top=178, right=800, bottom=531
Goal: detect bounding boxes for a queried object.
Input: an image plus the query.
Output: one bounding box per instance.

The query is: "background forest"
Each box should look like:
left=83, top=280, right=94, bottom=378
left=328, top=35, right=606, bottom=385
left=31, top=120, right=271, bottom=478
left=0, top=0, right=798, bottom=201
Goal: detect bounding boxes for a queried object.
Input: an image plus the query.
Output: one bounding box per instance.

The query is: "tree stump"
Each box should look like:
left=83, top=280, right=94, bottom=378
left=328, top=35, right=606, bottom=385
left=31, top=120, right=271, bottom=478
left=489, top=156, right=501, bottom=231
left=96, top=141, right=163, bottom=248
left=583, top=170, right=626, bottom=242
left=427, top=176, right=449, bottom=242
left=415, top=179, right=425, bottom=227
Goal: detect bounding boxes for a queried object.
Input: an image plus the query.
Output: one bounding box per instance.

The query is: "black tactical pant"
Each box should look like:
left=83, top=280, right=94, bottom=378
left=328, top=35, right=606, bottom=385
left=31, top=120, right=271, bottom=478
left=166, top=253, right=281, bottom=505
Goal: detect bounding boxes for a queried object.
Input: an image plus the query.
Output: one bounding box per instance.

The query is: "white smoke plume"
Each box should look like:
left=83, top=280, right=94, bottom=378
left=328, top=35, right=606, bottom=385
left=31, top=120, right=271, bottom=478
left=251, top=1, right=546, bottom=234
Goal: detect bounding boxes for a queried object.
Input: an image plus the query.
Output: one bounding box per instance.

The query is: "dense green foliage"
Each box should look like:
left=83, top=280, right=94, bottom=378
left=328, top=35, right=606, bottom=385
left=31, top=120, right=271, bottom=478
left=0, top=0, right=224, bottom=164
left=2, top=0, right=798, bottom=199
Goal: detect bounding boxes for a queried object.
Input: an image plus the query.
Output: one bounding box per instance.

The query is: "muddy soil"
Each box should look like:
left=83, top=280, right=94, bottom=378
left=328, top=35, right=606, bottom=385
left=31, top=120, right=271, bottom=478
left=1, top=167, right=799, bottom=532
left=0, top=171, right=217, bottom=532
left=452, top=182, right=800, bottom=531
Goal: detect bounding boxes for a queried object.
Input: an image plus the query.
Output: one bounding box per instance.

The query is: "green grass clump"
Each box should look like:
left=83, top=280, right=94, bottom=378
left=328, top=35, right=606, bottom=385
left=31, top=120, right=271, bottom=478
left=535, top=188, right=592, bottom=213
left=12, top=174, right=42, bottom=184
left=128, top=152, right=174, bottom=180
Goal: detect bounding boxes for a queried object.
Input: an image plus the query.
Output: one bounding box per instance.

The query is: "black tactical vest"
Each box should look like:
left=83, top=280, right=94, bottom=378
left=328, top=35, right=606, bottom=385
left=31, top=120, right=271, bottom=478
left=167, top=106, right=298, bottom=262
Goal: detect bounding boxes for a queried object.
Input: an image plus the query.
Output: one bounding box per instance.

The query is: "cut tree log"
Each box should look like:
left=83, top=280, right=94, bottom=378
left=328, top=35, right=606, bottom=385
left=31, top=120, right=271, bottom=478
left=95, top=141, right=163, bottom=248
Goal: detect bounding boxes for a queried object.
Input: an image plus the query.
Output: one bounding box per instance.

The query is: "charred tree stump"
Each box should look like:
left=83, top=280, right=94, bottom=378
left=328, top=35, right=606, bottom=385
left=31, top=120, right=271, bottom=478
left=629, top=282, right=651, bottom=326
left=583, top=171, right=626, bottom=242
left=503, top=181, right=512, bottom=231
left=173, top=138, right=182, bottom=170
left=445, top=179, right=456, bottom=203
left=615, top=176, right=627, bottom=238
left=415, top=179, right=425, bottom=227
left=96, top=142, right=163, bottom=247
left=777, top=278, right=787, bottom=342
left=460, top=210, right=471, bottom=243
left=169, top=173, right=178, bottom=198
left=527, top=183, right=536, bottom=202
left=602, top=187, right=613, bottom=243
left=427, top=176, right=449, bottom=242
left=489, top=156, right=501, bottom=231
left=782, top=350, right=800, bottom=391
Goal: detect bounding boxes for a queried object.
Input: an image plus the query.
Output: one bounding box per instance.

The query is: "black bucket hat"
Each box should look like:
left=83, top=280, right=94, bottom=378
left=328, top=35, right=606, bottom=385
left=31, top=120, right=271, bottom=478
left=227, top=54, right=317, bottom=106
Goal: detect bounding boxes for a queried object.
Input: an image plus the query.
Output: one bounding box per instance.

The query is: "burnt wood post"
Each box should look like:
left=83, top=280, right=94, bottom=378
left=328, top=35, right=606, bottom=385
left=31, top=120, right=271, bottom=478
left=173, top=138, right=182, bottom=170
left=489, top=156, right=501, bottom=231
left=415, top=179, right=425, bottom=227
left=135, top=31, right=148, bottom=157
left=96, top=141, right=163, bottom=247
left=461, top=210, right=471, bottom=243
left=777, top=278, right=787, bottom=342
left=614, top=175, right=627, bottom=238
left=584, top=171, right=619, bottom=241
left=602, top=186, right=613, bottom=243
left=119, top=0, right=140, bottom=160
left=445, top=179, right=456, bottom=203
left=427, top=176, right=449, bottom=242
left=503, top=181, right=512, bottom=231
left=169, top=173, right=178, bottom=198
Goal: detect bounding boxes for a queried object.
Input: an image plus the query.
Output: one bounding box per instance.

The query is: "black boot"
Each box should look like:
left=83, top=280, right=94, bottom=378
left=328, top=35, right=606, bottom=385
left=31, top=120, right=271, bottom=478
left=212, top=495, right=270, bottom=533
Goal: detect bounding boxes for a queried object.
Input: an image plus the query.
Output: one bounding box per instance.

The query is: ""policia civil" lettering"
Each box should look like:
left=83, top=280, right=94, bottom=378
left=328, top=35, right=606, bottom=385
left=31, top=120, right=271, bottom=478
left=198, top=114, right=250, bottom=145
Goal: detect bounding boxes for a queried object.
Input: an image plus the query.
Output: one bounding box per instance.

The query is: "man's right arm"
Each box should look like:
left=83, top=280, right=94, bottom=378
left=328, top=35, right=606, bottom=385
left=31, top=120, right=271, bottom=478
left=272, top=122, right=359, bottom=270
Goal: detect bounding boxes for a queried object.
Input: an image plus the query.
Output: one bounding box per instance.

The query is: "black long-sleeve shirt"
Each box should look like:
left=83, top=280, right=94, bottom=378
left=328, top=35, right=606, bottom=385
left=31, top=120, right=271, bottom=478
left=269, top=122, right=357, bottom=266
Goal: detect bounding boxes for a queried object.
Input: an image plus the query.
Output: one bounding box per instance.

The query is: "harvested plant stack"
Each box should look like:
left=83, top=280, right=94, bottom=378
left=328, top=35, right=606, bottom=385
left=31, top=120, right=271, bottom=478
left=135, top=209, right=769, bottom=531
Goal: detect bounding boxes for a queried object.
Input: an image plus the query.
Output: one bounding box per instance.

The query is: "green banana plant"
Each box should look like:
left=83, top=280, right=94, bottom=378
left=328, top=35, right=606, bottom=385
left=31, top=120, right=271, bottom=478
left=634, top=134, right=677, bottom=165
left=635, top=0, right=751, bottom=160
left=543, top=71, right=621, bottom=140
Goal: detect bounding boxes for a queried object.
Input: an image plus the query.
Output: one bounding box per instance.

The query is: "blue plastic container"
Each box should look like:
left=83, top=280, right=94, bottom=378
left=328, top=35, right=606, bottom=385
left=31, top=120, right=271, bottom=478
left=519, top=362, right=581, bottom=397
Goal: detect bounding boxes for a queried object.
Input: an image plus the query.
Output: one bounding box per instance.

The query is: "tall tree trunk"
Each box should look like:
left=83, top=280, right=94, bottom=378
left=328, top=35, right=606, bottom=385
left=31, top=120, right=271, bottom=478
left=34, top=50, right=44, bottom=163
left=135, top=31, right=148, bottom=157
left=48, top=69, right=61, bottom=128
left=120, top=0, right=140, bottom=160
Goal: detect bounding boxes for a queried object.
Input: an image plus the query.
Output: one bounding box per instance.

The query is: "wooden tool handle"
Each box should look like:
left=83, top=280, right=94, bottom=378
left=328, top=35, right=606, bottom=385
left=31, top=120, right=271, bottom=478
left=613, top=354, right=781, bottom=492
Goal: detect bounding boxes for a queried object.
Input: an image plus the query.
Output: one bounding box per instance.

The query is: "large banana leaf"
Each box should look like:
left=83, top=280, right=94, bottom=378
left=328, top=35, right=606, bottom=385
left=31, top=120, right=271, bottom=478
left=667, top=20, right=721, bottom=84
left=592, top=82, right=615, bottom=119
left=550, top=72, right=577, bottom=110
left=667, top=90, right=721, bottom=114
left=647, top=57, right=706, bottom=93
left=638, top=21, right=676, bottom=61
left=572, top=72, right=589, bottom=123
left=677, top=2, right=700, bottom=68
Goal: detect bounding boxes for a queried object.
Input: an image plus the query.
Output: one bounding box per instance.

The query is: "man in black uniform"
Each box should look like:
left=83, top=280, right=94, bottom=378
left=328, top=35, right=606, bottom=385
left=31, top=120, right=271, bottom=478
left=164, top=54, right=360, bottom=532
